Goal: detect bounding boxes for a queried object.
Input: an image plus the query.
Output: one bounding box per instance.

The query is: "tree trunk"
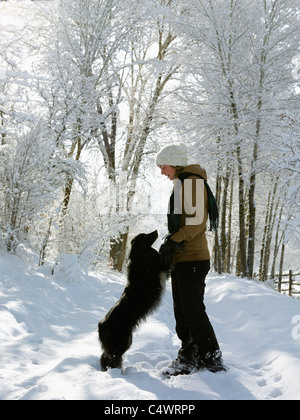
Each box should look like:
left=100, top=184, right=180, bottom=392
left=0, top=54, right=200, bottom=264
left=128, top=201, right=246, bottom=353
left=278, top=239, right=285, bottom=292
left=221, top=168, right=230, bottom=273
left=270, top=204, right=284, bottom=279
left=110, top=231, right=129, bottom=272
left=213, top=171, right=222, bottom=273
left=236, top=144, right=247, bottom=277
left=39, top=217, right=53, bottom=267
left=61, top=123, right=83, bottom=219
left=247, top=141, right=258, bottom=279
left=226, top=176, right=234, bottom=273
left=259, top=180, right=279, bottom=281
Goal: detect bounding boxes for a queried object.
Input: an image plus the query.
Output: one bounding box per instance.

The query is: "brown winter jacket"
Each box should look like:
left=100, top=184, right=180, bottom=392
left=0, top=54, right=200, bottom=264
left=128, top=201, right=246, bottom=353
left=170, top=165, right=210, bottom=263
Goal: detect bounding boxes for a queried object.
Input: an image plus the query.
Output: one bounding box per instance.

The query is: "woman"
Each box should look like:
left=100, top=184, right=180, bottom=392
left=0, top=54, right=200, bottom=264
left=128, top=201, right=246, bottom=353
left=156, top=143, right=225, bottom=376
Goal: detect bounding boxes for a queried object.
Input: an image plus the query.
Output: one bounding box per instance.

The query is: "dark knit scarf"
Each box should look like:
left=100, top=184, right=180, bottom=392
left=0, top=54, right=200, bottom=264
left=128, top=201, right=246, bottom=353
left=168, top=172, right=218, bottom=235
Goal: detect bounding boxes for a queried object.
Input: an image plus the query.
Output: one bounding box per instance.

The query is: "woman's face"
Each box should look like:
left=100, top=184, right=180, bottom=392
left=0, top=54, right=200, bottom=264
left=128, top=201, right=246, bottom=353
left=159, top=165, right=176, bottom=181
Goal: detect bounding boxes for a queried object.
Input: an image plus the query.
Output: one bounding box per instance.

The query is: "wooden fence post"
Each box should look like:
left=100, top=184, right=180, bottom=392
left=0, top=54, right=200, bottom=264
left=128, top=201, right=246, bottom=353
left=278, top=270, right=282, bottom=294
left=289, top=270, right=293, bottom=297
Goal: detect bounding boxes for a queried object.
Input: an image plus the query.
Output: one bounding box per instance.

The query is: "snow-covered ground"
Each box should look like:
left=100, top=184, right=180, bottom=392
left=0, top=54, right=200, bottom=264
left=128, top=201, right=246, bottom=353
left=1, top=253, right=300, bottom=401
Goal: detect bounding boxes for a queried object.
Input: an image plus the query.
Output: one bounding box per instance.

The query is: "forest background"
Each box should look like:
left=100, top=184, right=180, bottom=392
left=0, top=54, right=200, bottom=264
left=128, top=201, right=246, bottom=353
left=0, top=0, right=299, bottom=280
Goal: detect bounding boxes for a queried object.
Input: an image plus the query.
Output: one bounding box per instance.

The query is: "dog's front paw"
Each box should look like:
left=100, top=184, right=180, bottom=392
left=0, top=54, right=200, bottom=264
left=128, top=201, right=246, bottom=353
left=100, top=353, right=122, bottom=371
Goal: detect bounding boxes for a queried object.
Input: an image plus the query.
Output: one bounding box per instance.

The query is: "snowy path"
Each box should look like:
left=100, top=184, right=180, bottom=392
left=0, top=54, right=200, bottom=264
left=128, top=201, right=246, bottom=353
left=1, top=254, right=300, bottom=400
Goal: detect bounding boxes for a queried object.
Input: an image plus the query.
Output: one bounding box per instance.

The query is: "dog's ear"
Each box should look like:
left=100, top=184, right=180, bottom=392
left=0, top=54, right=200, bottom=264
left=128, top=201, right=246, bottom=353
left=131, top=233, right=146, bottom=246
left=131, top=231, right=158, bottom=248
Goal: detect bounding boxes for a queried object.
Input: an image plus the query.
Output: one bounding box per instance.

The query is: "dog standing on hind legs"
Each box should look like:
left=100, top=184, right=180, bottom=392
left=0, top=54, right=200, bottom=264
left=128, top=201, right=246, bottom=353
left=98, top=230, right=168, bottom=372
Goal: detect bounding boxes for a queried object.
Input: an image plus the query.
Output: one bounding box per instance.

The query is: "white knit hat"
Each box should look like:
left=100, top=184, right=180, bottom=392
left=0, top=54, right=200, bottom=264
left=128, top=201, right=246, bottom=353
left=156, top=143, right=189, bottom=167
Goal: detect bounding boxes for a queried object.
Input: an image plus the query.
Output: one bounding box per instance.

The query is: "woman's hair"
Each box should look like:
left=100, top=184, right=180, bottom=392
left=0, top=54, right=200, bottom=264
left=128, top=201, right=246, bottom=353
left=174, top=166, right=185, bottom=179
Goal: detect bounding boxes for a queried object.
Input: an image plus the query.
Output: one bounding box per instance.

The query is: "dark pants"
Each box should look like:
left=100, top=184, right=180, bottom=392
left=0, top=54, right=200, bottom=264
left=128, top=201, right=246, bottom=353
left=171, top=261, right=220, bottom=363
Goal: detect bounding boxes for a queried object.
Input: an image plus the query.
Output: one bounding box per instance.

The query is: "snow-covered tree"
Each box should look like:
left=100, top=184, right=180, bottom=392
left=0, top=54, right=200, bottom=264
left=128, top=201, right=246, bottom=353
left=175, top=0, right=300, bottom=278
left=35, top=0, right=181, bottom=270
left=0, top=123, right=69, bottom=253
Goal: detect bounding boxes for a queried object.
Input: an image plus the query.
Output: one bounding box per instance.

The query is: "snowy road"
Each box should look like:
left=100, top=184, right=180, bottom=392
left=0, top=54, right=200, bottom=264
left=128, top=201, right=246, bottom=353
left=1, top=254, right=300, bottom=400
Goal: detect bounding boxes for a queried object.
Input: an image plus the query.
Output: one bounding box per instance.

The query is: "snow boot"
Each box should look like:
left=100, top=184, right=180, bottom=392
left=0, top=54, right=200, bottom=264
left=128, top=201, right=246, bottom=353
left=163, top=357, right=197, bottom=377
left=163, top=341, right=200, bottom=377
left=197, top=350, right=227, bottom=373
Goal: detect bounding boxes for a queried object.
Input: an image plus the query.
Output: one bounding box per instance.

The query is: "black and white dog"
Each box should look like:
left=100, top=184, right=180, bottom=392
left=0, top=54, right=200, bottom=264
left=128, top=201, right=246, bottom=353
left=98, top=230, right=167, bottom=371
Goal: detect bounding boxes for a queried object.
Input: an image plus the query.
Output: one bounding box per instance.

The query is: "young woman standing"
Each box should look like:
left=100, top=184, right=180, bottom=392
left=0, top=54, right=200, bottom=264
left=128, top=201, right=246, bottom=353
left=156, top=143, right=225, bottom=376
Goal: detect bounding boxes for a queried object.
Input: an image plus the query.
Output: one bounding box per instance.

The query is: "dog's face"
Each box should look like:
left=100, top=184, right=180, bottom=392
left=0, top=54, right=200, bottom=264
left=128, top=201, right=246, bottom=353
left=131, top=230, right=158, bottom=248
left=129, top=230, right=158, bottom=260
